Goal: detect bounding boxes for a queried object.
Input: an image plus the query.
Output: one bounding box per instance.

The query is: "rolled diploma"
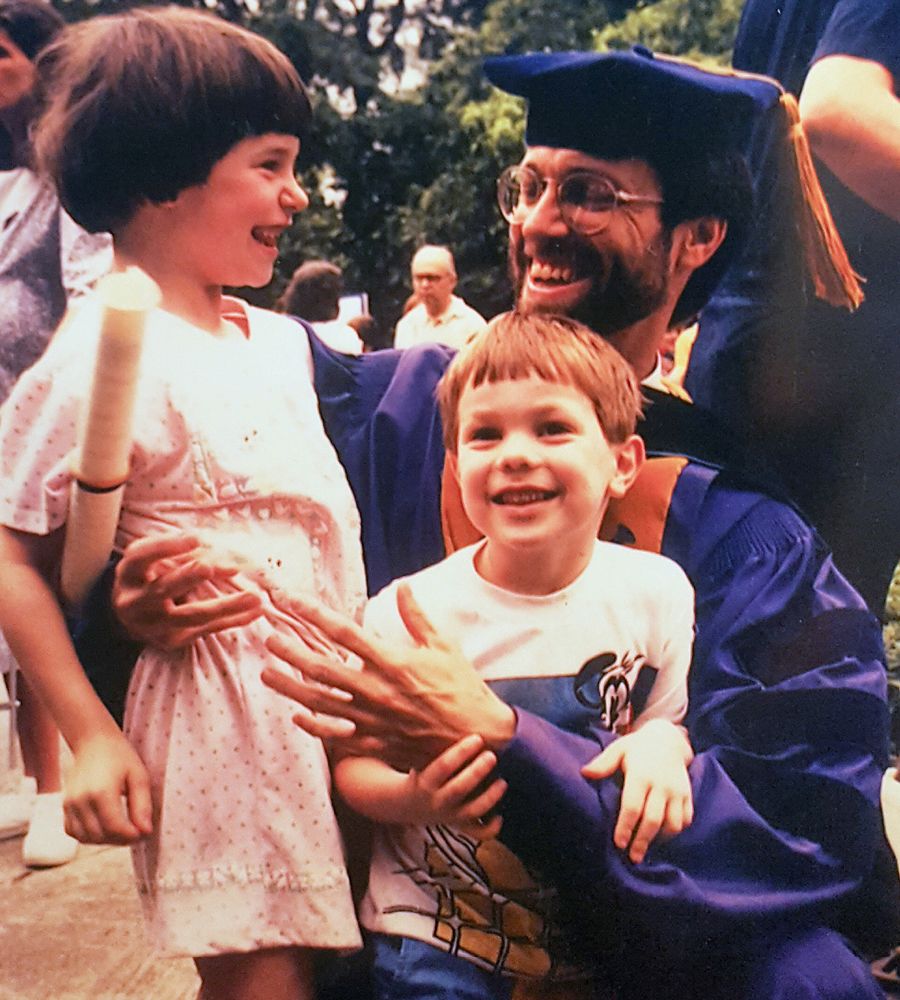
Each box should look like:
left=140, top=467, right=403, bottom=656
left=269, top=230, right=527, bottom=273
left=60, top=267, right=160, bottom=608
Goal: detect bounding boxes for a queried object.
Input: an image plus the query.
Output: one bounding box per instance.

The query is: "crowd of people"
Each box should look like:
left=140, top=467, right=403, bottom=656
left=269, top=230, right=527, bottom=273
left=0, top=1, right=897, bottom=999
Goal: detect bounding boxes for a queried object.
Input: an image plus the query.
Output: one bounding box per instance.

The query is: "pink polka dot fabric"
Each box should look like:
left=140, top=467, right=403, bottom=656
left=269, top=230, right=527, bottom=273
left=0, top=298, right=366, bottom=956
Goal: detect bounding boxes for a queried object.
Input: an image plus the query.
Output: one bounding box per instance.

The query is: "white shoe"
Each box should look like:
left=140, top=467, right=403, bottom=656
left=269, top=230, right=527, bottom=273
left=0, top=777, right=37, bottom=839
left=22, top=792, right=78, bottom=867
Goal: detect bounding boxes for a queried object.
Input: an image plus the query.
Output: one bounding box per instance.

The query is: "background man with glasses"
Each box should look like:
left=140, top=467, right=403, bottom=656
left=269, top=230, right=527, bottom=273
left=393, top=244, right=486, bottom=350
left=78, top=48, right=889, bottom=1000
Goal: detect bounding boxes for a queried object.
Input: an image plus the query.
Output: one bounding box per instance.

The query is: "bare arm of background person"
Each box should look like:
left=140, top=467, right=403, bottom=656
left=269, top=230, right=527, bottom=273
left=800, top=55, right=900, bottom=222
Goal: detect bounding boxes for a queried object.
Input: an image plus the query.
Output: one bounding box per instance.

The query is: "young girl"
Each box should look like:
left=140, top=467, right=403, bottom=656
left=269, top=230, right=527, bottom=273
left=0, top=8, right=365, bottom=998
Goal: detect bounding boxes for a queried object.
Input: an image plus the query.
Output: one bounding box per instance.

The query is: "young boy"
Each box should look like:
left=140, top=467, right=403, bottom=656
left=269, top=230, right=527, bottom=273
left=335, top=311, right=696, bottom=999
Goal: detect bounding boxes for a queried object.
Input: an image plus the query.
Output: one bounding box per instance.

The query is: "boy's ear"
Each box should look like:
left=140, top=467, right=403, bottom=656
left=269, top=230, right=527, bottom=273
left=671, top=216, right=727, bottom=272
left=608, top=434, right=645, bottom=500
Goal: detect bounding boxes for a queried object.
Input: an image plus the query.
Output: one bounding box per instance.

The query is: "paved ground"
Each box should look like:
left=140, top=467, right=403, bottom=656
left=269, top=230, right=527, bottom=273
left=0, top=715, right=199, bottom=1000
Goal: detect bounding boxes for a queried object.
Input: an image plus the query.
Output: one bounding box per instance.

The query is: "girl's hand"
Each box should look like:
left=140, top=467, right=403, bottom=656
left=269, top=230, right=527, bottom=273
left=65, top=731, right=154, bottom=845
left=581, top=719, right=694, bottom=863
left=400, top=734, right=507, bottom=839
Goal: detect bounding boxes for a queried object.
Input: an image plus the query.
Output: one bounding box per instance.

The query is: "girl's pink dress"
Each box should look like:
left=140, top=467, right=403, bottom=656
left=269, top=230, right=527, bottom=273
left=0, top=297, right=366, bottom=956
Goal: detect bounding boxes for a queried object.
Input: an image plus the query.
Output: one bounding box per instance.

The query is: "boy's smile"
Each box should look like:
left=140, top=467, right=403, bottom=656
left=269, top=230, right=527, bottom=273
left=491, top=486, right=559, bottom=506
left=452, top=374, right=643, bottom=595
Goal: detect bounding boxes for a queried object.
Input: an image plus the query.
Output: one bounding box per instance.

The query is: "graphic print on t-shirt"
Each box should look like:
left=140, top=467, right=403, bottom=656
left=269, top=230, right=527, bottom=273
left=573, top=652, right=660, bottom=733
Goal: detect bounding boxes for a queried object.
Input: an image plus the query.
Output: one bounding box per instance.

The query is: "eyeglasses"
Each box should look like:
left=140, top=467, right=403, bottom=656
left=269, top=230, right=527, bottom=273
left=497, top=164, right=664, bottom=236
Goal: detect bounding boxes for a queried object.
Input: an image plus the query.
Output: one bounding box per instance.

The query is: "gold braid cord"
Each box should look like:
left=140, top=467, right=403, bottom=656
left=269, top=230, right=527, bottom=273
left=779, top=91, right=864, bottom=309
left=652, top=53, right=865, bottom=310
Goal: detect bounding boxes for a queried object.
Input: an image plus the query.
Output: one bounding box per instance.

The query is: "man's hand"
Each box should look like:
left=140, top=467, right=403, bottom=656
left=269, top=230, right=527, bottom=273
left=581, top=719, right=694, bottom=863
left=261, top=584, right=516, bottom=771
left=400, top=735, right=506, bottom=837
left=113, top=534, right=262, bottom=651
left=64, top=730, right=154, bottom=845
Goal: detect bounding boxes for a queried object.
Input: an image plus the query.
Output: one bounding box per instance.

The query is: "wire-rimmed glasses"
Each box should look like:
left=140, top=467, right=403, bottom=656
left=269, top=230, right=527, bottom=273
left=497, top=164, right=663, bottom=235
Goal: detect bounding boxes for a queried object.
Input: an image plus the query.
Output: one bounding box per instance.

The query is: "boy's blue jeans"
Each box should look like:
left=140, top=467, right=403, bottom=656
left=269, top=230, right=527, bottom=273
left=370, top=932, right=513, bottom=1000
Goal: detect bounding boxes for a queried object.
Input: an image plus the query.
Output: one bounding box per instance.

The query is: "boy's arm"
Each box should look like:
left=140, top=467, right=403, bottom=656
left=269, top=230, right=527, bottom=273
left=584, top=563, right=696, bottom=861
left=335, top=735, right=506, bottom=834
left=0, top=525, right=152, bottom=844
left=334, top=754, right=416, bottom=823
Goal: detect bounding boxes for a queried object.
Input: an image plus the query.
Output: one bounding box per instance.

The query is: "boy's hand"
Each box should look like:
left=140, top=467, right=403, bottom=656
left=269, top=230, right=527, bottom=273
left=401, top=734, right=507, bottom=839
left=581, top=719, right=694, bottom=863
left=64, top=731, right=154, bottom=845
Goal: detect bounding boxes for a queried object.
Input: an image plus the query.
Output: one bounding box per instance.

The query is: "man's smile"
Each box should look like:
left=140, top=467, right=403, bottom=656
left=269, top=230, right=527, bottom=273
left=517, top=236, right=609, bottom=313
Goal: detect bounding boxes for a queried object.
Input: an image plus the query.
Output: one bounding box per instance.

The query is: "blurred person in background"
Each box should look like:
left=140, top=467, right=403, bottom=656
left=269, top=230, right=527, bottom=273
left=688, top=0, right=900, bottom=615
left=0, top=0, right=111, bottom=868
left=393, top=244, right=486, bottom=350
left=278, top=259, right=363, bottom=355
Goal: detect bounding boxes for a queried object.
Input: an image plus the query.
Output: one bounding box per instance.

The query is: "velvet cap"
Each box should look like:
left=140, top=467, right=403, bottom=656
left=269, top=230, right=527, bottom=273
left=484, top=46, right=863, bottom=310
left=483, top=47, right=781, bottom=164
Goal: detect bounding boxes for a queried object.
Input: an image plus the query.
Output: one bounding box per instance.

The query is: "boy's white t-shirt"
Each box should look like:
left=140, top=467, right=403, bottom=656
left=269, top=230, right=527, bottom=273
left=360, top=539, right=695, bottom=981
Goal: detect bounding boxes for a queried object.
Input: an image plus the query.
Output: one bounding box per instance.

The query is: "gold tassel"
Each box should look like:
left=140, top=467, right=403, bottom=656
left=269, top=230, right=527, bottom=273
left=653, top=53, right=864, bottom=310
left=780, top=92, right=865, bottom=310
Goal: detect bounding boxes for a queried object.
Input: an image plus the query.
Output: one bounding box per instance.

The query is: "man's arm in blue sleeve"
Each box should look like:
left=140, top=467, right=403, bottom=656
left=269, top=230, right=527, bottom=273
left=69, top=558, right=140, bottom=725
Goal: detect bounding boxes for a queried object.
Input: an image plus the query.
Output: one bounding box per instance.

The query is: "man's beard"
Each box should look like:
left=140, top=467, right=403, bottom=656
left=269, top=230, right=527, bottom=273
left=511, top=231, right=672, bottom=336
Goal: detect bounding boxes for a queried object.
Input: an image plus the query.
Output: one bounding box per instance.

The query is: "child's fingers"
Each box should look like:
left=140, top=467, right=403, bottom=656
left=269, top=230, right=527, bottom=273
left=93, top=791, right=145, bottom=844
left=125, top=767, right=154, bottom=836
left=433, top=749, right=498, bottom=806
left=66, top=792, right=141, bottom=846
left=614, top=776, right=649, bottom=852
left=581, top=740, right=624, bottom=780
left=627, top=788, right=668, bottom=864
left=417, top=735, right=486, bottom=789
left=458, top=812, right=504, bottom=842
left=455, top=777, right=507, bottom=822
left=660, top=790, right=694, bottom=839
left=63, top=801, right=92, bottom=843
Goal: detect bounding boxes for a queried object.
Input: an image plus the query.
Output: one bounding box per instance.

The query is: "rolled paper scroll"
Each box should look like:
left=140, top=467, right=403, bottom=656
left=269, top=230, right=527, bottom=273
left=60, top=266, right=160, bottom=608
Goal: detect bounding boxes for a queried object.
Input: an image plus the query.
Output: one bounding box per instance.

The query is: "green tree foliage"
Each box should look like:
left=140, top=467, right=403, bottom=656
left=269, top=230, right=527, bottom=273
left=595, top=0, right=742, bottom=64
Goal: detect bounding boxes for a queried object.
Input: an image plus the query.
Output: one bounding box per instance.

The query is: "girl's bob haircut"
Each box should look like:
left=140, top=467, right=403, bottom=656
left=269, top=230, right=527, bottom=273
left=33, top=5, right=311, bottom=233
left=438, top=311, right=645, bottom=452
